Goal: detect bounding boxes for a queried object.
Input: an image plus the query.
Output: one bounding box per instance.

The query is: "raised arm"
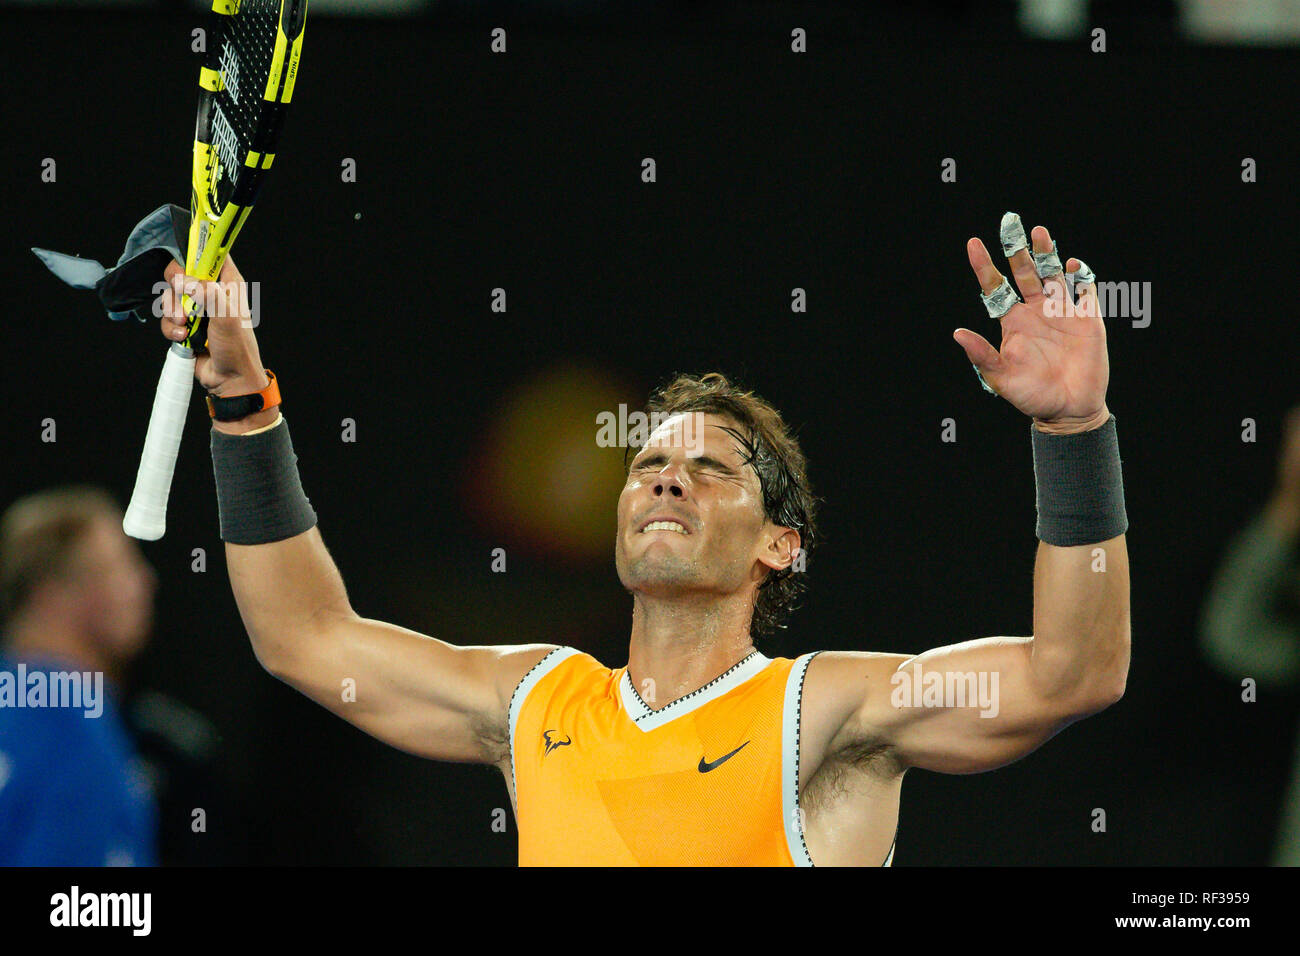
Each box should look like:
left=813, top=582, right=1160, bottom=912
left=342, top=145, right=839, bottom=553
left=226, top=527, right=556, bottom=764
left=159, top=259, right=555, bottom=765
left=819, top=215, right=1130, bottom=774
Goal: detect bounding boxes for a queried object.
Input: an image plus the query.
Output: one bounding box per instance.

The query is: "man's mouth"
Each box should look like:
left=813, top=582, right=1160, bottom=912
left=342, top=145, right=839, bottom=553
left=639, top=519, right=689, bottom=535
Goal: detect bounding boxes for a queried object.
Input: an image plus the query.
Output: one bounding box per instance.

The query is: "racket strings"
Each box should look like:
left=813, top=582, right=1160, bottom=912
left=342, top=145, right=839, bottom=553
left=211, top=0, right=282, bottom=208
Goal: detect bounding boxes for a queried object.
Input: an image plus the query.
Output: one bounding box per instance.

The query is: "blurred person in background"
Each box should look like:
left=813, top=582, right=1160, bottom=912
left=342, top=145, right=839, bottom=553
left=0, top=487, right=235, bottom=866
left=1201, top=407, right=1300, bottom=865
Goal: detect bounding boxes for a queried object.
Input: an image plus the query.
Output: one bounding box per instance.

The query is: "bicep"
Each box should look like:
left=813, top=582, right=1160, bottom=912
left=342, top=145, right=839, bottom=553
left=840, top=637, right=1099, bottom=774
left=267, top=611, right=556, bottom=764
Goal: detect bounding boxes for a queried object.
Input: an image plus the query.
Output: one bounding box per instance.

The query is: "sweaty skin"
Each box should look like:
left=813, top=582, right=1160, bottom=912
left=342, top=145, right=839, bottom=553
left=157, top=218, right=1129, bottom=865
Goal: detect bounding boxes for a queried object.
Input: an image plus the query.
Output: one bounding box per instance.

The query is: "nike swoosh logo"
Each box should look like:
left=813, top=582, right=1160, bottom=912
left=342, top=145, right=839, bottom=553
left=698, top=740, right=750, bottom=773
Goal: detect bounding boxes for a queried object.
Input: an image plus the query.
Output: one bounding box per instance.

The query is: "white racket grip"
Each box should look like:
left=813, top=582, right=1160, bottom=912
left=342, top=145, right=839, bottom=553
left=123, top=344, right=197, bottom=540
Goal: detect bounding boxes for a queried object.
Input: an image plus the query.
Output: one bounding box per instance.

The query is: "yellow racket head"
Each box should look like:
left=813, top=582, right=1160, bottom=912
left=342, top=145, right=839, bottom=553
left=181, top=0, right=308, bottom=347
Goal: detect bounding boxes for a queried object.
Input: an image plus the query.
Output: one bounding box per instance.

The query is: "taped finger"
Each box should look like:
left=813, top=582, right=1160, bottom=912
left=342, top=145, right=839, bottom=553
left=1000, top=212, right=1028, bottom=257
left=1067, top=259, right=1101, bottom=317
left=1066, top=258, right=1097, bottom=300
left=980, top=275, right=1021, bottom=319
left=1032, top=239, right=1063, bottom=279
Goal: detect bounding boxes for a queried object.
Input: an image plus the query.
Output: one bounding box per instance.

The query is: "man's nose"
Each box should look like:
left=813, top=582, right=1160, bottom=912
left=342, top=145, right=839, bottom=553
left=653, top=468, right=688, bottom=499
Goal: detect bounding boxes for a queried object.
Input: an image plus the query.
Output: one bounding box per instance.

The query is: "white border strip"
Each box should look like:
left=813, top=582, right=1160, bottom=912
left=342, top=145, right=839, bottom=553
left=782, top=652, right=818, bottom=867
left=618, top=652, right=770, bottom=732
left=508, top=646, right=581, bottom=794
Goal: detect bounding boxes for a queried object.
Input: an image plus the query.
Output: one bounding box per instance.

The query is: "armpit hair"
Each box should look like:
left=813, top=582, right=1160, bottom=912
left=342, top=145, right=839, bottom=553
left=802, top=738, right=901, bottom=813
left=474, top=711, right=510, bottom=765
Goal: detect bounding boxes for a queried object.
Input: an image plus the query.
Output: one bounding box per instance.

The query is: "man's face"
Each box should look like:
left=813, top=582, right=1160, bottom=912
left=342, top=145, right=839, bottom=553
left=61, top=516, right=158, bottom=660
left=615, top=413, right=794, bottom=605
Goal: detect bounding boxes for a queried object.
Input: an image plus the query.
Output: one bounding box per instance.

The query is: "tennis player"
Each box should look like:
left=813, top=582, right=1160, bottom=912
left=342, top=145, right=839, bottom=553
left=156, top=213, right=1129, bottom=865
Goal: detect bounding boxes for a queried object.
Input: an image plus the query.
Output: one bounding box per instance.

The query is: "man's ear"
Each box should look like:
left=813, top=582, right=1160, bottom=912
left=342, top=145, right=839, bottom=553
left=757, top=526, right=801, bottom=574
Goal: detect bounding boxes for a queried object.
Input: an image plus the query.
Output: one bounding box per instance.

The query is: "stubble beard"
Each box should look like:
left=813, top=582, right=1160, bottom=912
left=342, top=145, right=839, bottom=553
left=619, top=544, right=706, bottom=596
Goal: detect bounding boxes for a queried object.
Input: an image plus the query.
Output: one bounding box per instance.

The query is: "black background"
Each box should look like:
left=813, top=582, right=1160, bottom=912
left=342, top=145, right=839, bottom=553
left=1, top=2, right=1297, bottom=864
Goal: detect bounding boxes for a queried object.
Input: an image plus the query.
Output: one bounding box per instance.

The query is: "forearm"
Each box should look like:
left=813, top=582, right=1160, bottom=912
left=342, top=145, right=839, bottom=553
left=211, top=410, right=346, bottom=671
left=1031, top=534, right=1130, bottom=704
left=1026, top=411, right=1130, bottom=705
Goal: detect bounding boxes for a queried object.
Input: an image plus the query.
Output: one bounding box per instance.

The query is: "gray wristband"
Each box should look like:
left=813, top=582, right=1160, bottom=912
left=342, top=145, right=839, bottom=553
left=1032, top=414, right=1128, bottom=547
left=211, top=416, right=318, bottom=545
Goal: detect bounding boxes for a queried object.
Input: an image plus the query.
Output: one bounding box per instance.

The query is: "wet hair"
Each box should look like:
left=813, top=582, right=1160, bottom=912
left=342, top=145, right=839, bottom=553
left=633, top=372, right=819, bottom=636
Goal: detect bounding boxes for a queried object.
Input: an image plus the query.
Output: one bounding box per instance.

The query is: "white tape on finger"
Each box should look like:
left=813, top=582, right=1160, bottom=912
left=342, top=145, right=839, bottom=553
left=1000, top=212, right=1028, bottom=257
left=1032, top=239, right=1063, bottom=278
left=980, top=276, right=1021, bottom=318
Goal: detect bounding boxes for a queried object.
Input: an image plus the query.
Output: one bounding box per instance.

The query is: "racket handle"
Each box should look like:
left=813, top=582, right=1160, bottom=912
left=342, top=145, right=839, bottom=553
left=123, top=344, right=197, bottom=541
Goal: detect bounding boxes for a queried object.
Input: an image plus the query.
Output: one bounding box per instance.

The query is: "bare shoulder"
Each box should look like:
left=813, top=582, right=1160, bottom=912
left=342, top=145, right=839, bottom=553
left=478, top=643, right=566, bottom=766
left=798, top=650, right=909, bottom=788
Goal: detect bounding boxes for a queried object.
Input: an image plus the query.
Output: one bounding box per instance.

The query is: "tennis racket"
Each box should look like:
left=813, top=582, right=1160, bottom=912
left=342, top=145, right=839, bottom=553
left=123, top=0, right=308, bottom=540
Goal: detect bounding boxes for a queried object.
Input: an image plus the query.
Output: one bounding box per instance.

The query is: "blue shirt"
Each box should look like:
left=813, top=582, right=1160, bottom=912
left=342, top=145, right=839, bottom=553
left=0, top=652, right=157, bottom=866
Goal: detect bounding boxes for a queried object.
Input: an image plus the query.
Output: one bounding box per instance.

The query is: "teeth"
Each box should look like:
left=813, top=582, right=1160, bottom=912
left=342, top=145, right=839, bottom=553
left=642, top=521, right=687, bottom=534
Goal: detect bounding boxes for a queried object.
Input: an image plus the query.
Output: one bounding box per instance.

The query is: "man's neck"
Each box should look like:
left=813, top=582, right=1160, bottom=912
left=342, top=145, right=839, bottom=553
left=625, top=595, right=757, bottom=711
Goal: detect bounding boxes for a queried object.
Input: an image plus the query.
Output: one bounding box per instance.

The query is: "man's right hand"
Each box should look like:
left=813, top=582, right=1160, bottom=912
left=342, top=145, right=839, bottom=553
left=159, top=256, right=276, bottom=432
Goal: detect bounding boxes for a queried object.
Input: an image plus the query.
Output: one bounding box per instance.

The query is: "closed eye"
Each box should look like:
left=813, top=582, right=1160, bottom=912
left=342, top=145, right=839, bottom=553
left=693, top=456, right=738, bottom=474
left=631, top=452, right=737, bottom=475
left=632, top=452, right=667, bottom=470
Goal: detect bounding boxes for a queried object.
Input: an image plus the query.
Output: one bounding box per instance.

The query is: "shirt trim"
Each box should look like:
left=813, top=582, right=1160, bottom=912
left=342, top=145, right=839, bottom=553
left=508, top=646, right=581, bottom=800
left=782, top=651, right=820, bottom=867
left=618, top=650, right=771, bottom=733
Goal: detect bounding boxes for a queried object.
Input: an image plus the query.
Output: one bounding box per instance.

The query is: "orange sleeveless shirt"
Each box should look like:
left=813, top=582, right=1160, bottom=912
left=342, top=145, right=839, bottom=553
left=508, top=647, right=896, bottom=866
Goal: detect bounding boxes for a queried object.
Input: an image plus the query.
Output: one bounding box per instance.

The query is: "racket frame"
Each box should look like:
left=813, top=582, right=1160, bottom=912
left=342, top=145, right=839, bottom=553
left=122, top=0, right=307, bottom=541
